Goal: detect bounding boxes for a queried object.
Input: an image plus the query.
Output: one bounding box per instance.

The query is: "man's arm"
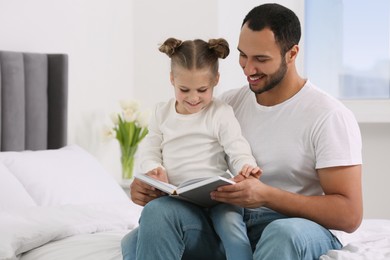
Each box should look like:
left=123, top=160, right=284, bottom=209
left=212, top=165, right=362, bottom=233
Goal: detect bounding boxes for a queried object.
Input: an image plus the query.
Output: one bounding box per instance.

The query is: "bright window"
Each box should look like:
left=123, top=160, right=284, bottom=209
left=304, top=0, right=390, bottom=99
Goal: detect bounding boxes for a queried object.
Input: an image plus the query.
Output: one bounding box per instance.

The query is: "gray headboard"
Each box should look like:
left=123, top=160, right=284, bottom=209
left=0, top=51, right=68, bottom=151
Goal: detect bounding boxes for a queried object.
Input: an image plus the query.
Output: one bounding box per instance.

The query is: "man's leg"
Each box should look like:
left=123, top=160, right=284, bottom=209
left=122, top=196, right=225, bottom=260
left=254, top=218, right=342, bottom=260
left=121, top=227, right=138, bottom=260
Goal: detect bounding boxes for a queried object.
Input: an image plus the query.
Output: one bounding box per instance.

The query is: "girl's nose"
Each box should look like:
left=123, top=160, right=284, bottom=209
left=188, top=93, right=199, bottom=103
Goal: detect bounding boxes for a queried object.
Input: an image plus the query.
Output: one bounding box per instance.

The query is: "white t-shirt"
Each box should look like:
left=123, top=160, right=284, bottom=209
left=138, top=98, right=257, bottom=186
left=220, top=80, right=362, bottom=196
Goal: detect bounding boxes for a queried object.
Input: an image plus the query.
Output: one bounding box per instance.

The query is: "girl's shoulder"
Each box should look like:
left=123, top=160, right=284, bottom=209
left=207, top=98, right=236, bottom=119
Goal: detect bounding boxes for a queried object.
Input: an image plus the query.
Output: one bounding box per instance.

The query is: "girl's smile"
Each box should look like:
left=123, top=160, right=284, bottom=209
left=170, top=67, right=219, bottom=115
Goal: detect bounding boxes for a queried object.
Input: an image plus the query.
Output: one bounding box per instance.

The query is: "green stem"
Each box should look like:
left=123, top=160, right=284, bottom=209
left=120, top=145, right=138, bottom=179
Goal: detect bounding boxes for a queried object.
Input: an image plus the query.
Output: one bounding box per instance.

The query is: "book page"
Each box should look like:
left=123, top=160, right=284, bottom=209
left=135, top=174, right=177, bottom=194
left=177, top=177, right=210, bottom=188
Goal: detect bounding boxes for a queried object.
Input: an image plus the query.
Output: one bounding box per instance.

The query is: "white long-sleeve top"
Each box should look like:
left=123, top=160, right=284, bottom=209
left=138, top=98, right=257, bottom=186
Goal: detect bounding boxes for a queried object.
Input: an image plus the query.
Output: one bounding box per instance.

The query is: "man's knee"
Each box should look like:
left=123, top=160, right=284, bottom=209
left=140, top=196, right=205, bottom=226
left=264, top=218, right=303, bottom=238
left=254, top=218, right=338, bottom=260
left=140, top=196, right=179, bottom=221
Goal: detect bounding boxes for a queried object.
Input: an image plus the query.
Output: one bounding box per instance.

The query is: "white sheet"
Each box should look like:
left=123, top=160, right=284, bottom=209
left=0, top=202, right=142, bottom=260
left=20, top=231, right=128, bottom=260
left=2, top=202, right=388, bottom=260
left=19, top=218, right=390, bottom=260
left=322, top=219, right=390, bottom=260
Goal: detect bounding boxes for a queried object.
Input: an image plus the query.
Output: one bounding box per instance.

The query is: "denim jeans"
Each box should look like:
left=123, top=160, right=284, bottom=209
left=245, top=207, right=342, bottom=259
left=209, top=203, right=252, bottom=260
left=121, top=196, right=342, bottom=260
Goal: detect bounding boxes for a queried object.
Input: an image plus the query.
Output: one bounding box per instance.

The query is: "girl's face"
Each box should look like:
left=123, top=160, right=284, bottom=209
left=171, top=67, right=219, bottom=115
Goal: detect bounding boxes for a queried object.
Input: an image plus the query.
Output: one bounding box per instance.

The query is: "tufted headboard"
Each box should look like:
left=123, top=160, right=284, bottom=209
left=0, top=51, right=68, bottom=151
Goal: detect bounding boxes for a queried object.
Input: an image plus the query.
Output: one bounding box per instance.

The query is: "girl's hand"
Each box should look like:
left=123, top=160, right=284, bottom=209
left=130, top=167, right=168, bottom=206
left=239, top=164, right=262, bottom=178
left=130, top=178, right=165, bottom=206
left=147, top=167, right=169, bottom=183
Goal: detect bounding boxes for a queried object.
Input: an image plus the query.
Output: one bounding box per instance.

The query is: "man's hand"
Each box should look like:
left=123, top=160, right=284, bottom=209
left=214, top=165, right=363, bottom=233
left=211, top=176, right=265, bottom=208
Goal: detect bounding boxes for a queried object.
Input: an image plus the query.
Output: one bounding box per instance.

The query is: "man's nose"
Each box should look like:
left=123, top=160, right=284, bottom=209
left=243, top=59, right=257, bottom=76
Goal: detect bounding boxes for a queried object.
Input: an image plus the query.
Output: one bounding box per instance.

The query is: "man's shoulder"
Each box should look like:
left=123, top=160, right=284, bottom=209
left=302, top=81, right=358, bottom=124
left=304, top=81, right=350, bottom=112
left=211, top=97, right=232, bottom=109
left=219, top=86, right=249, bottom=105
left=206, top=98, right=235, bottom=120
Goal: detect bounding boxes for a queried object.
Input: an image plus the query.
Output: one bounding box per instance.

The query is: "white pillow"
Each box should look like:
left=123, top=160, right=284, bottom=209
left=0, top=145, right=129, bottom=206
left=0, top=163, right=37, bottom=210
left=0, top=202, right=142, bottom=259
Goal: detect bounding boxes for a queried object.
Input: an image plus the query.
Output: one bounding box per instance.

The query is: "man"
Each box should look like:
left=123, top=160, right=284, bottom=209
left=122, top=3, right=362, bottom=260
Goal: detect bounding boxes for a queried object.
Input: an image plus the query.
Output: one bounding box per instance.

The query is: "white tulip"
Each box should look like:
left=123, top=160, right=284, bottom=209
left=123, top=109, right=138, bottom=122
left=110, top=112, right=120, bottom=125
left=120, top=100, right=139, bottom=112
left=136, top=110, right=151, bottom=128
left=102, top=125, right=116, bottom=140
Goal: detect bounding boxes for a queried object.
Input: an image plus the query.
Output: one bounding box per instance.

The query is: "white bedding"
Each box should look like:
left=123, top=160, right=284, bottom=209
left=321, top=219, right=390, bottom=260
left=0, top=203, right=142, bottom=259
left=20, top=230, right=129, bottom=260
left=0, top=145, right=142, bottom=260
left=2, top=209, right=389, bottom=260
left=1, top=145, right=390, bottom=260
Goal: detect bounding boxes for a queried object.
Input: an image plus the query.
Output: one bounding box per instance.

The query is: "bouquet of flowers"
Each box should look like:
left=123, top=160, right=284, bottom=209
left=106, top=100, right=149, bottom=179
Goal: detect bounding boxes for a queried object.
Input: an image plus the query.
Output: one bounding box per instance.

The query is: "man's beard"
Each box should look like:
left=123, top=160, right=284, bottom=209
left=249, top=58, right=287, bottom=95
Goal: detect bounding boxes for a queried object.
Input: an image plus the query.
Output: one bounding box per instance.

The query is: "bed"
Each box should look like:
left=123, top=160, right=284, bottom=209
left=1, top=50, right=389, bottom=260
left=0, top=50, right=142, bottom=260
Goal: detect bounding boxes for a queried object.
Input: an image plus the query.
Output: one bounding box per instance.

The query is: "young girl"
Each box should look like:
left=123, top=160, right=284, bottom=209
left=137, top=37, right=260, bottom=259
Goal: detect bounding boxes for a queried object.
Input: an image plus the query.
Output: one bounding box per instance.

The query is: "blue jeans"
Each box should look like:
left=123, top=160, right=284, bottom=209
left=245, top=207, right=342, bottom=259
left=209, top=203, right=252, bottom=260
left=121, top=196, right=342, bottom=260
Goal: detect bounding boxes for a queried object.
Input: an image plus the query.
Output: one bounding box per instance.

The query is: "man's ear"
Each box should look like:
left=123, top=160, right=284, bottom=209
left=287, top=45, right=299, bottom=63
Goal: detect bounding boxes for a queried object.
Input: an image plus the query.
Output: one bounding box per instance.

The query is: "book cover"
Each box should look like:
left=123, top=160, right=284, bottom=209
left=135, top=174, right=235, bottom=207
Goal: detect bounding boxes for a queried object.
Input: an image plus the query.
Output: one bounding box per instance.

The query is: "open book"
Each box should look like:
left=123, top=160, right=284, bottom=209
left=135, top=174, right=235, bottom=207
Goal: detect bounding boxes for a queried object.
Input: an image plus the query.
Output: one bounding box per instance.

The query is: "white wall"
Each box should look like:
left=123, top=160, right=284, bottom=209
left=132, top=0, right=219, bottom=106
left=0, top=0, right=135, bottom=181
left=359, top=123, right=390, bottom=219
left=0, top=0, right=389, bottom=219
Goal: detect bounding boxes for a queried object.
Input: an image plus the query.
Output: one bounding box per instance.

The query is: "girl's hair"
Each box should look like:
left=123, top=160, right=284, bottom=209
left=159, top=38, right=229, bottom=76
